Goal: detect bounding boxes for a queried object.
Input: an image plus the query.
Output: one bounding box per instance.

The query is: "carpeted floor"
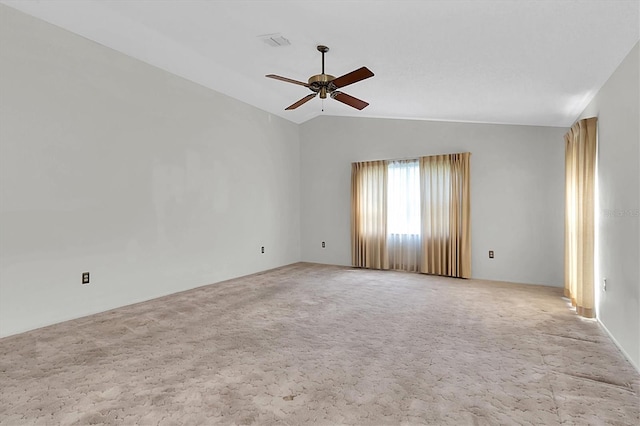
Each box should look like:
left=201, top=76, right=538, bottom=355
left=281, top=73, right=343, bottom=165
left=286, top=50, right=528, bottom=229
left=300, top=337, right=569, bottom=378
left=0, top=262, right=638, bottom=425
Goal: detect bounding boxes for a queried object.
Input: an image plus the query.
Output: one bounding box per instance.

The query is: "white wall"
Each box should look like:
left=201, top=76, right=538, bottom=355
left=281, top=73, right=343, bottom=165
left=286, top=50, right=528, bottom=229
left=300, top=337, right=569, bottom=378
left=300, top=116, right=566, bottom=287
left=0, top=6, right=301, bottom=337
left=580, top=42, right=639, bottom=370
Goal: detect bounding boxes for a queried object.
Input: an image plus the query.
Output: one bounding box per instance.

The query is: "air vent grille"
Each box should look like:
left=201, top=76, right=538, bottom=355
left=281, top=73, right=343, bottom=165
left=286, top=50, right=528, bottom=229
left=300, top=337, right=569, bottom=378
left=259, top=33, right=291, bottom=47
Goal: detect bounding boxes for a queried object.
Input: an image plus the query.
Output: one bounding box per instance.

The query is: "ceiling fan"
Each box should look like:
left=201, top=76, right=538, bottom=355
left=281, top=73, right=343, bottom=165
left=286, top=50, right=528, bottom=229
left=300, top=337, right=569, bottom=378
left=266, top=45, right=374, bottom=111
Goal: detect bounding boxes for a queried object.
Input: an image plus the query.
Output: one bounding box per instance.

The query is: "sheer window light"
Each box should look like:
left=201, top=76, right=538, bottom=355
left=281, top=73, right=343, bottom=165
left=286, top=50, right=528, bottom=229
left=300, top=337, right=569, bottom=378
left=387, top=160, right=421, bottom=235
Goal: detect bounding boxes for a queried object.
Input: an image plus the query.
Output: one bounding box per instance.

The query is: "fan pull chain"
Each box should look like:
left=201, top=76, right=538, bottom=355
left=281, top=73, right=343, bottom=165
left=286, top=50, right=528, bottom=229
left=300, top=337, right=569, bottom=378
left=322, top=98, right=324, bottom=112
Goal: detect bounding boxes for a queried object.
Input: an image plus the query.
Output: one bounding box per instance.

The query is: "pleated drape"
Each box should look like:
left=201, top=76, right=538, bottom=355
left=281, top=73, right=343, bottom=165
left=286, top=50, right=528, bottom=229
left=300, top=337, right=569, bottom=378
left=419, top=153, right=471, bottom=278
left=564, top=117, right=597, bottom=318
left=351, top=161, right=388, bottom=269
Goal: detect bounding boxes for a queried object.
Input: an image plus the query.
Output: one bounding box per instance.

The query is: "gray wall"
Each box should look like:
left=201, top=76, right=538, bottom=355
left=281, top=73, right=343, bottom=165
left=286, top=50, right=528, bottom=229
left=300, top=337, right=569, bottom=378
left=580, top=42, right=639, bottom=370
left=0, top=6, right=301, bottom=337
left=300, top=116, right=566, bottom=287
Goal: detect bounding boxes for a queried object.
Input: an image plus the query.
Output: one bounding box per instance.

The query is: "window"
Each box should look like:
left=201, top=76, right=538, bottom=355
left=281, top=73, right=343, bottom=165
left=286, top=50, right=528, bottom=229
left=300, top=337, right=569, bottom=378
left=387, top=160, right=420, bottom=235
left=351, top=153, right=471, bottom=278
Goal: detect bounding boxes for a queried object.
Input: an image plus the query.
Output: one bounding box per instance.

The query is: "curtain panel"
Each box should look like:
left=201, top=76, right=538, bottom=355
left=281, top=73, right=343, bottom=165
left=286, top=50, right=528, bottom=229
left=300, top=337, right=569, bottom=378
left=564, top=117, right=597, bottom=318
left=351, top=161, right=388, bottom=269
left=420, top=153, right=471, bottom=278
left=351, top=153, right=471, bottom=278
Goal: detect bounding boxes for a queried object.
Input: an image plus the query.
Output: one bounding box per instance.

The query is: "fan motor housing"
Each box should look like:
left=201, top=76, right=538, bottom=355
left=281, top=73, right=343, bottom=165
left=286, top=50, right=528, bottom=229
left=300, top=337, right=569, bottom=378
left=308, top=74, right=336, bottom=98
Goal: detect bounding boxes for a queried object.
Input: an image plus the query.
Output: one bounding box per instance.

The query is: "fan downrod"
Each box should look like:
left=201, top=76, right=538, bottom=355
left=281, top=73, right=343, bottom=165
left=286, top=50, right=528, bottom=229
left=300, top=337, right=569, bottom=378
left=318, top=45, right=329, bottom=76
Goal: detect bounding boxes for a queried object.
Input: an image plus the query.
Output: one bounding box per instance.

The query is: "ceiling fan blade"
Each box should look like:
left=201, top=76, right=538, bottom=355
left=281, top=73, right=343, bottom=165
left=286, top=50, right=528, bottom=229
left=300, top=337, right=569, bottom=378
left=331, top=91, right=369, bottom=110
left=285, top=93, right=317, bottom=110
left=331, top=67, right=374, bottom=89
left=266, top=74, right=309, bottom=87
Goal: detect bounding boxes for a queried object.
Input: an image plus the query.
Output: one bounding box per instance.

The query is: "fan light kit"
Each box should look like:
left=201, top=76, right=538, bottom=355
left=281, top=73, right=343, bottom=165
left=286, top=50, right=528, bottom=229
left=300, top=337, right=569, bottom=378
left=266, top=45, right=374, bottom=110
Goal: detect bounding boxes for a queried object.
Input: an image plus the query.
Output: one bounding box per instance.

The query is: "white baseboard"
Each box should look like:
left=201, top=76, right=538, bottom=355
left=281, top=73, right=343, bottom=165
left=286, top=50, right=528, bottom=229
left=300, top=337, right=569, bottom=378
left=597, top=318, right=640, bottom=374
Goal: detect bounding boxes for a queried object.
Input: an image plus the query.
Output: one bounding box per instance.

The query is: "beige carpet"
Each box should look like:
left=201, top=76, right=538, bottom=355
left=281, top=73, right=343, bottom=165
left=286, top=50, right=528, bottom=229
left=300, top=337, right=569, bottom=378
left=0, top=262, right=638, bottom=425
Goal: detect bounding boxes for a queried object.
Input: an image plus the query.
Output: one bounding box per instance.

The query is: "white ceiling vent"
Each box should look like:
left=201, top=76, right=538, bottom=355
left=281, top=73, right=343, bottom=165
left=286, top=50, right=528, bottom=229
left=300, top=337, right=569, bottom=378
left=259, top=33, right=291, bottom=47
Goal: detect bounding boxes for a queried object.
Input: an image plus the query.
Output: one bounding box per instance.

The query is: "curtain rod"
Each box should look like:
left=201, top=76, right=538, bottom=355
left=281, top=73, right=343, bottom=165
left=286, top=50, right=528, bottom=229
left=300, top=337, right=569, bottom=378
left=351, top=151, right=472, bottom=165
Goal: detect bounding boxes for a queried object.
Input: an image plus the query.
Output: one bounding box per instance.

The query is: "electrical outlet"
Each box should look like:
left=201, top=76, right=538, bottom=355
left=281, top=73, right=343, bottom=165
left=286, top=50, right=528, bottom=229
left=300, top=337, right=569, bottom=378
left=489, top=250, right=494, bottom=259
left=82, top=272, right=90, bottom=285
left=261, top=246, right=264, bottom=254
left=322, top=241, right=325, bottom=248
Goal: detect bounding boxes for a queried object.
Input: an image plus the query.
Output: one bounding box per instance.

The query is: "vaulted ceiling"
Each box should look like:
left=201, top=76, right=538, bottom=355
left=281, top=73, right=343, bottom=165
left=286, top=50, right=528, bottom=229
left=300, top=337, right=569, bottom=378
left=2, top=0, right=639, bottom=127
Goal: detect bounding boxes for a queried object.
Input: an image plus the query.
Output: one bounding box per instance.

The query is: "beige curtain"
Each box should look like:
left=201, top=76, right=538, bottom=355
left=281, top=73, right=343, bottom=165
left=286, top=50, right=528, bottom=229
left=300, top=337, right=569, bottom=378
left=565, top=117, right=597, bottom=318
left=351, top=161, right=388, bottom=269
left=419, top=153, right=471, bottom=278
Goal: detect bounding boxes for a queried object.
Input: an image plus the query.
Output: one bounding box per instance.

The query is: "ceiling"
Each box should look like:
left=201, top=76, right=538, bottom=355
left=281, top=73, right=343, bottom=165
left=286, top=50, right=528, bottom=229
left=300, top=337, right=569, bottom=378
left=2, top=0, right=639, bottom=127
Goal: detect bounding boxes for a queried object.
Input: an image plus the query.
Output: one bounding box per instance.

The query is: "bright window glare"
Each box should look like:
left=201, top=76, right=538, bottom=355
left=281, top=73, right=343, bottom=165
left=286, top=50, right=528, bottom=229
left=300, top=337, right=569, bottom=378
left=387, top=161, right=421, bottom=235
